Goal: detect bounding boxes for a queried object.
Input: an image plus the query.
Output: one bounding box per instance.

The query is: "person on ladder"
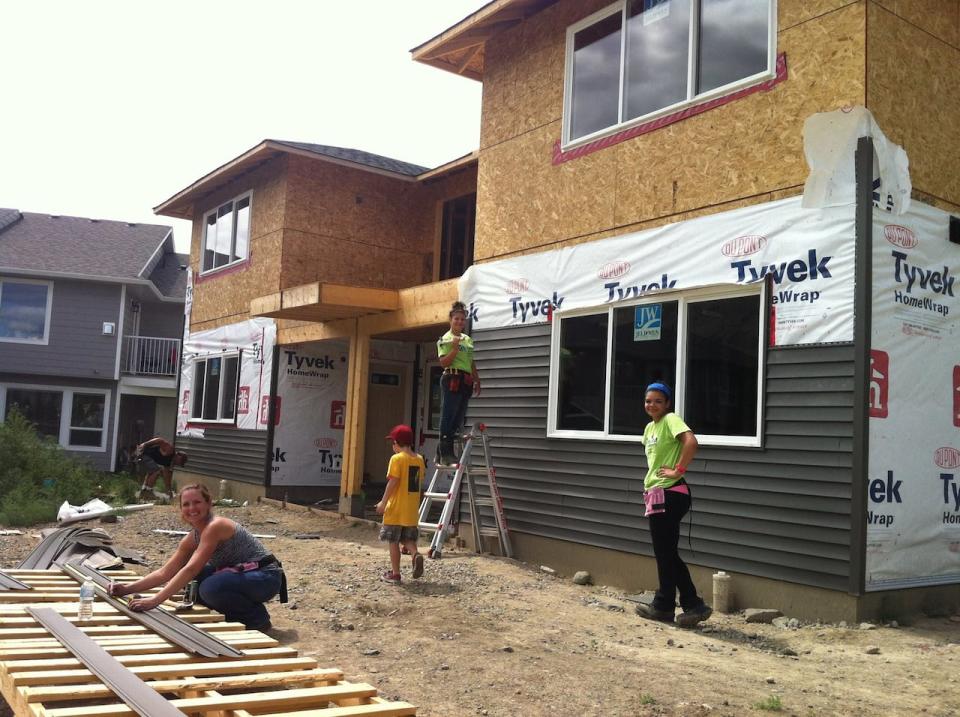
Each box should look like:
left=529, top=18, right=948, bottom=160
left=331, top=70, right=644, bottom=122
left=436, top=300, right=481, bottom=465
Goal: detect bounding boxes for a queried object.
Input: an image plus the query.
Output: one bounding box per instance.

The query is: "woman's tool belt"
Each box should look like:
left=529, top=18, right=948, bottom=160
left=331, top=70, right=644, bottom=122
left=442, top=368, right=473, bottom=392
left=643, top=479, right=689, bottom=517
left=215, top=554, right=288, bottom=602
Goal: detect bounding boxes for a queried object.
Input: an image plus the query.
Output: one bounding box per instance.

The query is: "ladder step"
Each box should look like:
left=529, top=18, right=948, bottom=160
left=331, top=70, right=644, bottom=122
left=478, top=527, right=501, bottom=537
left=424, top=492, right=451, bottom=500
left=472, top=498, right=495, bottom=507
left=418, top=522, right=441, bottom=530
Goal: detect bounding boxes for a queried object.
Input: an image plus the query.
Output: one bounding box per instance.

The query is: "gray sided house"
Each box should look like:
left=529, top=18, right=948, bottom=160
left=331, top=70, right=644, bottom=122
left=0, top=208, right=187, bottom=471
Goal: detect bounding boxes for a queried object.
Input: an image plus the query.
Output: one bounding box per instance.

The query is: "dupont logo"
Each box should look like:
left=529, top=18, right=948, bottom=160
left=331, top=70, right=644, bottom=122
left=598, top=261, right=631, bottom=280
left=505, top=278, right=529, bottom=294
left=314, top=437, right=338, bottom=449
left=935, top=447, right=960, bottom=469
left=884, top=225, right=918, bottom=249
left=721, top=235, right=767, bottom=258
left=869, top=349, right=889, bottom=419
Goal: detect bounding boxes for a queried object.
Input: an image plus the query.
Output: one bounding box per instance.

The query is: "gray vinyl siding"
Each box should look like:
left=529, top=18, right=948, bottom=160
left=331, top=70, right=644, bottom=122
left=0, top=277, right=121, bottom=379
left=0, top=372, right=118, bottom=471
left=137, top=303, right=184, bottom=339
left=176, top=428, right=268, bottom=485
left=468, top=323, right=854, bottom=591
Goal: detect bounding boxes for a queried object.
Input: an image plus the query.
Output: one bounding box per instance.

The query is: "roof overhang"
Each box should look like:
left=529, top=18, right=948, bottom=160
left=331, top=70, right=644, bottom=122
left=154, top=141, right=422, bottom=221
left=411, top=0, right=558, bottom=80
left=251, top=282, right=400, bottom=323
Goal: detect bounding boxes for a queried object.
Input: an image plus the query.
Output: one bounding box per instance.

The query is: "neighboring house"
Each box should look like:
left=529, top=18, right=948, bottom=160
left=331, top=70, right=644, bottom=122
left=0, top=208, right=187, bottom=471
left=156, top=2, right=960, bottom=620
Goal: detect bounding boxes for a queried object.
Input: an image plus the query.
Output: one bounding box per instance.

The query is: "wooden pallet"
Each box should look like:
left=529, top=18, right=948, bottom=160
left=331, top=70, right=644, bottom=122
left=0, top=569, right=416, bottom=717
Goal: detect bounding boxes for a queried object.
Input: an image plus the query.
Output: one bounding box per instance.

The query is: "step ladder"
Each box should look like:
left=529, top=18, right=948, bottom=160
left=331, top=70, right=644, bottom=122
left=417, top=424, right=512, bottom=560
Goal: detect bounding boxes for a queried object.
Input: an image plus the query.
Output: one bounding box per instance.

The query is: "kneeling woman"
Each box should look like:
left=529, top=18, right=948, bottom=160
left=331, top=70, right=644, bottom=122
left=634, top=382, right=711, bottom=628
left=110, top=484, right=285, bottom=630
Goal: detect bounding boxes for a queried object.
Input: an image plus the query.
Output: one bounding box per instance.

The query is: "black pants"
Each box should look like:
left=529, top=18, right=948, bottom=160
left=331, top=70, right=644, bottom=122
left=648, top=490, right=704, bottom=612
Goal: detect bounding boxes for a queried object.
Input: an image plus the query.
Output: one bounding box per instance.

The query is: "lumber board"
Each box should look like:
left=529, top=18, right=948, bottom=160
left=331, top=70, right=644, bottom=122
left=0, top=568, right=417, bottom=717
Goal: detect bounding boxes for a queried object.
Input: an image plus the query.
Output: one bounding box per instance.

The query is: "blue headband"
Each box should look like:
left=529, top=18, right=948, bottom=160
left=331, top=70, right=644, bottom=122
left=646, top=382, right=672, bottom=401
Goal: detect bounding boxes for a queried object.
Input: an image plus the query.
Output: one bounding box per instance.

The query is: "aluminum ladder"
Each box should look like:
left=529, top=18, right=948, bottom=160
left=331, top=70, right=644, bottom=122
left=417, top=424, right=513, bottom=559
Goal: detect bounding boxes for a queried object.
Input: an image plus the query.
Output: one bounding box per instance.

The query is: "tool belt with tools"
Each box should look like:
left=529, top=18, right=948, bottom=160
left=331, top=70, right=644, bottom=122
left=442, top=368, right=473, bottom=391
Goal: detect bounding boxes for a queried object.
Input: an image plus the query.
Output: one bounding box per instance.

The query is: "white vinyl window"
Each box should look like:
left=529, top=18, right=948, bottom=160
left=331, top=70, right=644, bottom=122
left=548, top=284, right=765, bottom=446
left=190, top=354, right=240, bottom=422
left=201, top=193, right=252, bottom=273
left=0, top=278, right=53, bottom=344
left=1, top=384, right=110, bottom=451
left=563, top=0, right=777, bottom=146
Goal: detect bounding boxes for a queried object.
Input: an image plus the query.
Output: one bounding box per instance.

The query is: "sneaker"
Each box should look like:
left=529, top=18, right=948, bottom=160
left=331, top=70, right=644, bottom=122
left=634, top=602, right=675, bottom=623
left=412, top=553, right=424, bottom=579
left=380, top=571, right=401, bottom=584
left=676, top=604, right=713, bottom=628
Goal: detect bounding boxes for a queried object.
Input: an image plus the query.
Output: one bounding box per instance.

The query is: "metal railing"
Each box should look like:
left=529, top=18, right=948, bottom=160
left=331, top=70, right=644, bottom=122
left=121, top=335, right=181, bottom=377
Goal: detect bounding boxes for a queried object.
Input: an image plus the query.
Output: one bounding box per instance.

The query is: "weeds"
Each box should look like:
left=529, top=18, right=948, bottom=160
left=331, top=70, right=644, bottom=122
left=0, top=410, right=129, bottom=526
left=754, top=695, right=783, bottom=711
left=639, top=694, right=656, bottom=705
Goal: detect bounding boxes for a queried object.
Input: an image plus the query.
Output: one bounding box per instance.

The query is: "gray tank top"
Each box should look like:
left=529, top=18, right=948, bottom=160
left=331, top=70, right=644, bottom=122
left=194, top=521, right=271, bottom=570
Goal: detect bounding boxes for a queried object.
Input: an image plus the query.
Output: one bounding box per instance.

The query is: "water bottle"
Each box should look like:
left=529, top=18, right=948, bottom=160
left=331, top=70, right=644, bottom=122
left=712, top=571, right=732, bottom=614
left=78, top=579, right=96, bottom=621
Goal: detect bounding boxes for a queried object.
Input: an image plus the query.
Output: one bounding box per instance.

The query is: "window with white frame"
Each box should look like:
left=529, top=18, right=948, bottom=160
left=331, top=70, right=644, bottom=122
left=2, top=385, right=110, bottom=450
left=564, top=0, right=776, bottom=144
left=190, top=354, right=240, bottom=422
left=0, top=278, right=53, bottom=343
left=201, top=194, right=251, bottom=273
left=549, top=286, right=764, bottom=445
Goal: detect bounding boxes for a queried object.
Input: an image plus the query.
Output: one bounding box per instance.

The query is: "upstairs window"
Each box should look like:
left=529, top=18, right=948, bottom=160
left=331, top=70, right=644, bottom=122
left=438, top=193, right=476, bottom=281
left=565, top=0, right=775, bottom=145
left=0, top=278, right=52, bottom=344
left=202, top=193, right=251, bottom=273
left=549, top=285, right=764, bottom=446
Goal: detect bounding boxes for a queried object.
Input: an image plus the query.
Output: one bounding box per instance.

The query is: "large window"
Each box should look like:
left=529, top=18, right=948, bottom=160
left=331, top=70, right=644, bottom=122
left=0, top=278, right=53, bottom=344
left=438, top=193, right=476, bottom=280
left=565, top=0, right=775, bottom=144
left=190, top=354, right=240, bottom=422
left=549, top=286, right=764, bottom=445
left=2, top=385, right=109, bottom=450
left=201, top=193, right=251, bottom=273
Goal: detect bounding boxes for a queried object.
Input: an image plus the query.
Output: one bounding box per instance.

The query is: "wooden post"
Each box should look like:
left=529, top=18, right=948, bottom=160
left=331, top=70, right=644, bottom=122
left=339, top=320, right=370, bottom=517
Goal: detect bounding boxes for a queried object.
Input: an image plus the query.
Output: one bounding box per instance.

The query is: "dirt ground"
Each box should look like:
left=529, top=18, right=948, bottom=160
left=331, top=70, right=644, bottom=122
left=3, top=501, right=960, bottom=717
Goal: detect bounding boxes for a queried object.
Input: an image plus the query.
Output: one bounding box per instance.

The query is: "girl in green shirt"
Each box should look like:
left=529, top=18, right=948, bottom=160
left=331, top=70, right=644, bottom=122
left=436, top=301, right=481, bottom=465
left=634, top=382, right=712, bottom=628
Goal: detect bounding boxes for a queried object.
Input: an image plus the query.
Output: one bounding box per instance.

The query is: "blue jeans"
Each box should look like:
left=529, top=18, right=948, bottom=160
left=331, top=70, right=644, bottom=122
left=438, top=373, right=472, bottom=461
left=197, top=563, right=282, bottom=630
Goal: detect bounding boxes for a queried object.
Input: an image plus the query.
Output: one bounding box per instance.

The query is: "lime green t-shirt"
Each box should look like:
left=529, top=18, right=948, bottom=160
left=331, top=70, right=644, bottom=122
left=642, top=413, right=692, bottom=491
left=437, top=331, right=474, bottom=372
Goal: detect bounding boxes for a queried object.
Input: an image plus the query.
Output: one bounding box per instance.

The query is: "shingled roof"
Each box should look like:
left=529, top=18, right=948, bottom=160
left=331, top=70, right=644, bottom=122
left=0, top=210, right=184, bottom=299
left=269, top=140, right=429, bottom=177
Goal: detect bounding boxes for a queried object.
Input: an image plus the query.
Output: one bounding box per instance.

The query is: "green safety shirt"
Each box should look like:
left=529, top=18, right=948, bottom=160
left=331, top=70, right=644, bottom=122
left=437, top=331, right=474, bottom=372
left=642, top=412, right=692, bottom=491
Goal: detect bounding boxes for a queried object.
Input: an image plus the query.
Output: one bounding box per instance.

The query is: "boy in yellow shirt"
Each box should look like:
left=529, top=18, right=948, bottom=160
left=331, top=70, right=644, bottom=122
left=376, top=425, right=426, bottom=584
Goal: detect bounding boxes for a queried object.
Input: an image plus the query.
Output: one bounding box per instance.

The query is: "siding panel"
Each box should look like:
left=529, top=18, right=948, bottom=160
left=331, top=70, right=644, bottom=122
left=176, top=428, right=268, bottom=484
left=468, top=324, right=855, bottom=591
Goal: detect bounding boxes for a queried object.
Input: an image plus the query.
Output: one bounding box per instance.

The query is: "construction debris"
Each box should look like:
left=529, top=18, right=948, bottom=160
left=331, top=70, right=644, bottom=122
left=17, top=525, right=146, bottom=570
left=57, top=498, right=154, bottom=524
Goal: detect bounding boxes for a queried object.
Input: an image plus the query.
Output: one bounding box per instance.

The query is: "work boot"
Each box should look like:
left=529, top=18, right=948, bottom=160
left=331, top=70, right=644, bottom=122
left=676, top=603, right=713, bottom=628
left=634, top=602, right=675, bottom=623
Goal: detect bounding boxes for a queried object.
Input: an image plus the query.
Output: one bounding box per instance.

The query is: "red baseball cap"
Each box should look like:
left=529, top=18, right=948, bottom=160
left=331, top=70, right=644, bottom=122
left=386, top=424, right=414, bottom=445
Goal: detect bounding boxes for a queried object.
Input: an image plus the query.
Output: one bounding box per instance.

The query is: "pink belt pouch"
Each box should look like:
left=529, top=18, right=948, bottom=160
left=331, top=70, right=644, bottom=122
left=643, top=487, right=666, bottom=517
left=214, top=561, right=259, bottom=575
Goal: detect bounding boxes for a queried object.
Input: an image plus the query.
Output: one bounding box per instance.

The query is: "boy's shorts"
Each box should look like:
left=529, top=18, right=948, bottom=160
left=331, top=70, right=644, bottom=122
left=379, top=525, right=418, bottom=543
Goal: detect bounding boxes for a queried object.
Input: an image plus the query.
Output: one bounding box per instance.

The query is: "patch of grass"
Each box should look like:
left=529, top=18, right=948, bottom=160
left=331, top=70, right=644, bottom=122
left=753, top=695, right=783, bottom=711
left=639, top=694, right=656, bottom=705
left=0, top=409, right=119, bottom=526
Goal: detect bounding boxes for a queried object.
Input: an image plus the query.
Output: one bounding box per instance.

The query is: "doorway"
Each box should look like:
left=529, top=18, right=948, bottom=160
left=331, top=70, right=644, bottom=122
left=363, top=361, right=411, bottom=496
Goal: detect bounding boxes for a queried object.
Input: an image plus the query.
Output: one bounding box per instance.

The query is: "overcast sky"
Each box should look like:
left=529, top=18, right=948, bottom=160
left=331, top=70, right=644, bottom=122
left=1, top=1, right=484, bottom=253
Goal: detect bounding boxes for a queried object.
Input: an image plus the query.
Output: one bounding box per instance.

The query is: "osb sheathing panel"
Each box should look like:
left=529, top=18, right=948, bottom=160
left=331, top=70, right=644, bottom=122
left=474, top=2, right=866, bottom=260
left=870, top=0, right=960, bottom=46
left=868, top=3, right=960, bottom=205
left=479, top=0, right=861, bottom=151
left=188, top=158, right=287, bottom=330
left=281, top=155, right=434, bottom=289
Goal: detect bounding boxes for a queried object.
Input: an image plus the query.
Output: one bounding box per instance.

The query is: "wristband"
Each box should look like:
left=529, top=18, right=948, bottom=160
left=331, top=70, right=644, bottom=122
left=674, top=465, right=686, bottom=475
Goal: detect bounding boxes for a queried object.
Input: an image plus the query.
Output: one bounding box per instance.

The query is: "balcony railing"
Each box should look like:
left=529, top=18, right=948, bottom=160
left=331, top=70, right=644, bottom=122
left=121, top=335, right=181, bottom=377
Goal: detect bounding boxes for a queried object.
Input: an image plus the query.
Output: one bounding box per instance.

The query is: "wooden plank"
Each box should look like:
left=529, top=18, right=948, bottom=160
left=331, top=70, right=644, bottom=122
left=0, top=633, right=275, bottom=660
left=262, top=703, right=418, bottom=717
left=12, top=656, right=321, bottom=686
left=3, top=646, right=298, bottom=673
left=45, top=683, right=380, bottom=716
left=26, top=667, right=340, bottom=702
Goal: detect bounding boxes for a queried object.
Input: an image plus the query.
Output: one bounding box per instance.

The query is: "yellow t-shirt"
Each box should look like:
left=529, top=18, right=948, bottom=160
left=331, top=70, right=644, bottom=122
left=383, top=451, right=425, bottom=527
